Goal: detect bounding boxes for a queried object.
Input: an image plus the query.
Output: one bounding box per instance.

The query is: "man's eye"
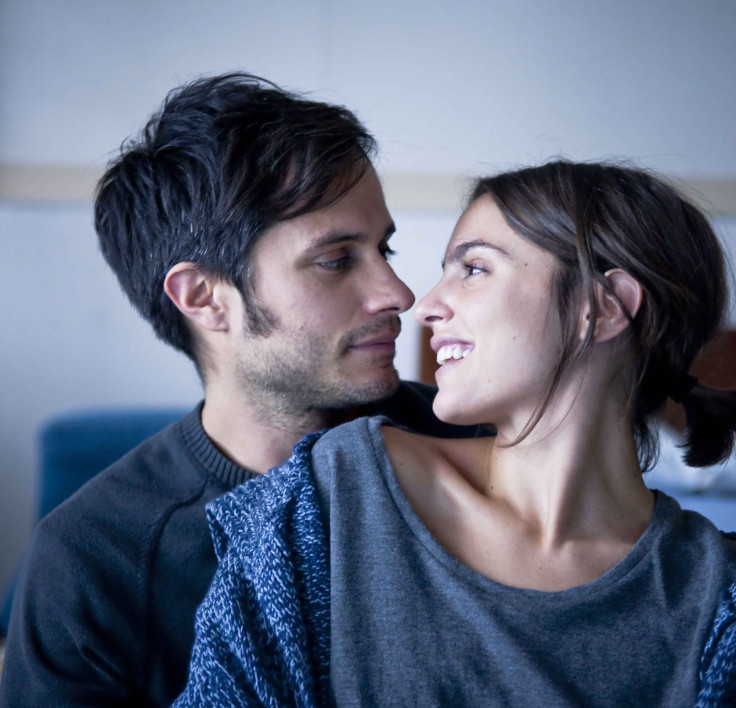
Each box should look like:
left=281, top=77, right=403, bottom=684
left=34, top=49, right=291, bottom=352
left=316, top=256, right=350, bottom=271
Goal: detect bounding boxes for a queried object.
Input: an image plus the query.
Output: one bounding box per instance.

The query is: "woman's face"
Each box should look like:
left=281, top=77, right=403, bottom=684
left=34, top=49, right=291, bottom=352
left=415, top=195, right=564, bottom=430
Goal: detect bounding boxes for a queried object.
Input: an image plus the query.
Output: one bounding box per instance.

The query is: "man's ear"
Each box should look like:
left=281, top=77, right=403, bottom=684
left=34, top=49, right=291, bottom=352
left=589, top=268, right=643, bottom=343
left=163, top=262, right=231, bottom=332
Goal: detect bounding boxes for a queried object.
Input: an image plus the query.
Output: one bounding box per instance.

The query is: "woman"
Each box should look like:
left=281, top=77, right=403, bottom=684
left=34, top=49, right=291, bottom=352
left=175, top=161, right=736, bottom=707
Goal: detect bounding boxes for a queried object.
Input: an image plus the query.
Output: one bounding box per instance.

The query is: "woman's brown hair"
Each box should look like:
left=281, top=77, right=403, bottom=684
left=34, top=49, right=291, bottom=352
left=471, top=160, right=736, bottom=469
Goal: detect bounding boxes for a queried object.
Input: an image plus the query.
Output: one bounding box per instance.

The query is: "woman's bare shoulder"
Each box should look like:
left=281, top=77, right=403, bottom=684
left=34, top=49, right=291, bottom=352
left=381, top=423, right=491, bottom=477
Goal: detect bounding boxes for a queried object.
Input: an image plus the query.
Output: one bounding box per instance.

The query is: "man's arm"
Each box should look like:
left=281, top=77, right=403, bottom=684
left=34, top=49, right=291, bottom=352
left=0, top=516, right=145, bottom=707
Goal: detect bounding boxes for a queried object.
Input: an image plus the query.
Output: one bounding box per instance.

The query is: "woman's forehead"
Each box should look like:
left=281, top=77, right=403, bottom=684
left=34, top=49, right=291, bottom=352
left=446, top=195, right=555, bottom=268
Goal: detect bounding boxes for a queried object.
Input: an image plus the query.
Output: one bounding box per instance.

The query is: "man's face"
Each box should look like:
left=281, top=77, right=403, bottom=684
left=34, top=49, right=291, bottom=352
left=232, top=168, right=415, bottom=415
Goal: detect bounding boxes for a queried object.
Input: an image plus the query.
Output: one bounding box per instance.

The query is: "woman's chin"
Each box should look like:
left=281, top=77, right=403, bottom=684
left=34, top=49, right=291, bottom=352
left=432, top=399, right=485, bottom=427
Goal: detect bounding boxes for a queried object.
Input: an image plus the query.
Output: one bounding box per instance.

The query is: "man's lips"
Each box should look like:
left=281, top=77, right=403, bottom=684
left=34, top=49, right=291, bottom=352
left=348, top=333, right=398, bottom=352
left=345, top=318, right=402, bottom=353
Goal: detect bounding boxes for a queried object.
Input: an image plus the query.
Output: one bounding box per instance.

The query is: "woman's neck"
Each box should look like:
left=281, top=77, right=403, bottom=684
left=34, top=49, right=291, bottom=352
left=385, top=372, right=656, bottom=592
left=484, top=400, right=652, bottom=549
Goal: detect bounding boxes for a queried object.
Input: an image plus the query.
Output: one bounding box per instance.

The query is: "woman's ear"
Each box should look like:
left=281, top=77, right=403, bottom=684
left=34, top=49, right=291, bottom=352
left=590, top=268, right=643, bottom=343
left=163, top=262, right=232, bottom=332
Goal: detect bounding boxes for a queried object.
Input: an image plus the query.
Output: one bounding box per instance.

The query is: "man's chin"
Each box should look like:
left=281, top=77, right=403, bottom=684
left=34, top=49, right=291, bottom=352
left=330, top=369, right=401, bottom=409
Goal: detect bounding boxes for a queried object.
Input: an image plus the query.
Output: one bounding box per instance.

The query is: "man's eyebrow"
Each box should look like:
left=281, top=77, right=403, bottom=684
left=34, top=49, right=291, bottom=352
left=307, top=222, right=396, bottom=250
left=441, top=239, right=512, bottom=269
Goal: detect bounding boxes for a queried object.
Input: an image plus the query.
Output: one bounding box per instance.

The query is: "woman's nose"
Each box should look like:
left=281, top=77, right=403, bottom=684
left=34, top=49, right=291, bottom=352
left=414, top=281, right=452, bottom=325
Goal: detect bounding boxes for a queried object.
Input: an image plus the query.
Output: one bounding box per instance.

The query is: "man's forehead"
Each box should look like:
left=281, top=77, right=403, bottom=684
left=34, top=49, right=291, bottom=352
left=254, top=168, right=393, bottom=251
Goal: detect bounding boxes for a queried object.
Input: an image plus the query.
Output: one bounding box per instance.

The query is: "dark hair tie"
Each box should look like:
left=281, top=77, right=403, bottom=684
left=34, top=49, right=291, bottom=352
left=670, top=373, right=698, bottom=403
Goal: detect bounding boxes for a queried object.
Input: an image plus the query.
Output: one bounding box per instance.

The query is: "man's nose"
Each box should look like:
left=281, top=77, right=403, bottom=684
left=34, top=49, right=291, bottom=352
left=364, top=260, right=415, bottom=315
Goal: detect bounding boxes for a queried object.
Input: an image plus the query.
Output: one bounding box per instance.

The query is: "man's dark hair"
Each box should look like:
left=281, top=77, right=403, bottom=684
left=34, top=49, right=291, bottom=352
left=94, top=72, right=376, bottom=367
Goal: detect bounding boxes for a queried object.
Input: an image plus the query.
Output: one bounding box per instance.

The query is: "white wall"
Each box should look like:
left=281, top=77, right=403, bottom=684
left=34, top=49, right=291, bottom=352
left=1, top=0, right=735, bottom=176
left=1, top=0, right=735, bottom=592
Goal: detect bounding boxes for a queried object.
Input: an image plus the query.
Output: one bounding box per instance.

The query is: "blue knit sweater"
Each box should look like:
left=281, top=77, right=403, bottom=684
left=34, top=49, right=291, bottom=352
left=174, top=433, right=736, bottom=707
left=172, top=432, right=329, bottom=708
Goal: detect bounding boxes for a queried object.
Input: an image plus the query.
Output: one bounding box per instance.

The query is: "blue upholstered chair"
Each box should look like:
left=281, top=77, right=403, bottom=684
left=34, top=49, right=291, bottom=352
left=0, top=407, right=189, bottom=637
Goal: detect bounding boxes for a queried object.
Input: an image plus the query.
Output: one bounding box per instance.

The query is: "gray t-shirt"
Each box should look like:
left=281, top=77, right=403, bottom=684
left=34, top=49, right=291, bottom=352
left=311, top=416, right=736, bottom=707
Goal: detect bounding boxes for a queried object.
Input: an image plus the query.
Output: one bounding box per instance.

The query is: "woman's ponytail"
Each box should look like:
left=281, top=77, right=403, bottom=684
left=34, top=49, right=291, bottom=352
left=673, top=377, right=736, bottom=467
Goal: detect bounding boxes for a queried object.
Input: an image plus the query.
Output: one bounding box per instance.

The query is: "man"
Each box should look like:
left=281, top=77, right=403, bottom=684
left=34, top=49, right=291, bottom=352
left=0, top=73, right=478, bottom=706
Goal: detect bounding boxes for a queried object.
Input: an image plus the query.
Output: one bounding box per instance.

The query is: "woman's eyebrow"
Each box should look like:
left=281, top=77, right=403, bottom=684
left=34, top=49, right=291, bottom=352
left=442, top=239, right=513, bottom=269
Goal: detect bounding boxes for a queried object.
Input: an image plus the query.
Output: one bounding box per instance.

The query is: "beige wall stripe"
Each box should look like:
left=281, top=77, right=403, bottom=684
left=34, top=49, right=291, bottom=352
left=1, top=164, right=735, bottom=215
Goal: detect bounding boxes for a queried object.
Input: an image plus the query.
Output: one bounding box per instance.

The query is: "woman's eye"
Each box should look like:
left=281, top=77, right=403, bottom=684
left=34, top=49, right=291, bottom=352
left=463, top=262, right=485, bottom=277
left=380, top=246, right=396, bottom=261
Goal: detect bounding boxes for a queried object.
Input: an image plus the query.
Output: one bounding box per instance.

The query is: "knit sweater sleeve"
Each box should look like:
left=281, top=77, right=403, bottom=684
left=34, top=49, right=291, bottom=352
left=172, top=432, right=330, bottom=708
left=696, top=581, right=736, bottom=706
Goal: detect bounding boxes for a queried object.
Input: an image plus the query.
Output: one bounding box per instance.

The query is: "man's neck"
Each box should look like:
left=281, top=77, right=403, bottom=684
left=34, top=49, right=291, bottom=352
left=199, top=386, right=375, bottom=475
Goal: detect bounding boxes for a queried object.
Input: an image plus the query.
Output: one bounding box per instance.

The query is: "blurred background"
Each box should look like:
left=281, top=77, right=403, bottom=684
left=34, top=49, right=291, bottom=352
left=1, top=0, right=735, bottom=592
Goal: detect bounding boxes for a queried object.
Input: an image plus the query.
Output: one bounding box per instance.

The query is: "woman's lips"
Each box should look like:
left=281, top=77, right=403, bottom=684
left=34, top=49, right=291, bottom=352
left=436, top=343, right=473, bottom=365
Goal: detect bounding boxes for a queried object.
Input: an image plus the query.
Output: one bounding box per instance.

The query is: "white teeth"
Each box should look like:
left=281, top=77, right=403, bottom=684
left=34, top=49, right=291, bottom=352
left=436, top=344, right=473, bottom=365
